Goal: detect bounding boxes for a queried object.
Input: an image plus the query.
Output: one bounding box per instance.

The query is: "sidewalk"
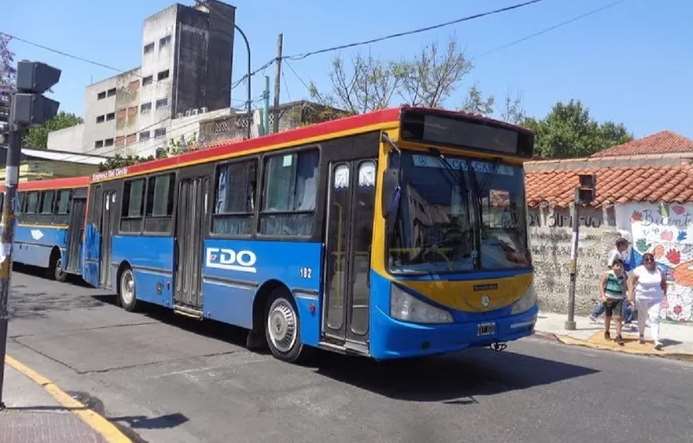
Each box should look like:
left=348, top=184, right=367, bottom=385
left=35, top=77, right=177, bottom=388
left=535, top=311, right=693, bottom=361
left=0, top=356, right=129, bottom=443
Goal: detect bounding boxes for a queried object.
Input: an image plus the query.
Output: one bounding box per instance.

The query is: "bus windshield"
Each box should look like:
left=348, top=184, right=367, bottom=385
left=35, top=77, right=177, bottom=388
left=388, top=151, right=530, bottom=274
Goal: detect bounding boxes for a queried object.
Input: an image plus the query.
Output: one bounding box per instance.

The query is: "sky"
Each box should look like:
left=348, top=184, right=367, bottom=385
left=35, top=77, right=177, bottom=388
left=3, top=0, right=692, bottom=138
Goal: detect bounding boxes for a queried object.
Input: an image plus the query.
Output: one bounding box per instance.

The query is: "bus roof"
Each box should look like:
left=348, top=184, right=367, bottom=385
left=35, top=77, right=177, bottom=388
left=0, top=175, right=91, bottom=192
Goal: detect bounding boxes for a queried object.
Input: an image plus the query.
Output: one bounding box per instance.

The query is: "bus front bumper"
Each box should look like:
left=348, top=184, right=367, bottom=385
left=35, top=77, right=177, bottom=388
left=370, top=304, right=538, bottom=360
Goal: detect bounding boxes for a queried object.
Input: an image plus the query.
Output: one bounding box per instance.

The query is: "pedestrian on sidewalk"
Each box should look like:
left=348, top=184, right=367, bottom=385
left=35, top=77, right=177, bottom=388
left=629, top=252, right=668, bottom=350
left=590, top=237, right=635, bottom=324
left=598, top=258, right=630, bottom=345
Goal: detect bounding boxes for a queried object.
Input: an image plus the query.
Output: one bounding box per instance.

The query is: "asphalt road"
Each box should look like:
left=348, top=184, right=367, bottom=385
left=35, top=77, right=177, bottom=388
left=5, top=267, right=693, bottom=443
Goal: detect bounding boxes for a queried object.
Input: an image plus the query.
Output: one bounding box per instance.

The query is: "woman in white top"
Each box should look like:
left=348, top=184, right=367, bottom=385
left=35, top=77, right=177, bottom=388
left=628, top=252, right=668, bottom=349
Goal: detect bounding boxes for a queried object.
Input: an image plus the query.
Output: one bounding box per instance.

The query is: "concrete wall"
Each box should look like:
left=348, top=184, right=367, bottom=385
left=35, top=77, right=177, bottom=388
left=46, top=124, right=85, bottom=152
left=529, top=203, right=693, bottom=323
left=529, top=205, right=620, bottom=315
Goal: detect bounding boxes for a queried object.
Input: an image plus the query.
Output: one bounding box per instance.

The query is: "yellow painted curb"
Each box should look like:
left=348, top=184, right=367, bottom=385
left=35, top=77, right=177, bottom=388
left=6, top=355, right=131, bottom=443
left=554, top=334, right=693, bottom=362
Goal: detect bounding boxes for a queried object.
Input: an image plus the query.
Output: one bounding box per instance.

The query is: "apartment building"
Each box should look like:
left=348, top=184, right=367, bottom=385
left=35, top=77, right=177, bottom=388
left=49, top=0, right=235, bottom=157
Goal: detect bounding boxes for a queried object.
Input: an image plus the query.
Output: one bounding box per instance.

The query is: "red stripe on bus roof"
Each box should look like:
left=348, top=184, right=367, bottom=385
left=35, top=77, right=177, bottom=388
left=0, top=176, right=91, bottom=192
left=114, top=107, right=403, bottom=178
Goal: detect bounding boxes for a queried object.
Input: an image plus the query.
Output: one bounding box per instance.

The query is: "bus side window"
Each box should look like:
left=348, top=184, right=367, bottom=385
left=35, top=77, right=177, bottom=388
left=212, top=159, right=257, bottom=236
left=121, top=178, right=146, bottom=233
left=55, top=190, right=71, bottom=215
left=41, top=190, right=55, bottom=215
left=144, top=173, right=175, bottom=233
left=25, top=191, right=40, bottom=214
left=260, top=149, right=319, bottom=237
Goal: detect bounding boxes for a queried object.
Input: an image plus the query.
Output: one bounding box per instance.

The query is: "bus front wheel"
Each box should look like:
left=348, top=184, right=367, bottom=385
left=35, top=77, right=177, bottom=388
left=118, top=267, right=138, bottom=312
left=265, top=291, right=305, bottom=362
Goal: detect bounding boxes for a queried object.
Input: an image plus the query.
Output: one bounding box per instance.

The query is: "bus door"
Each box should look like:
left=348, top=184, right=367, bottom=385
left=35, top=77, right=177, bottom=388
left=65, top=195, right=86, bottom=274
left=323, top=159, right=377, bottom=346
left=99, top=190, right=117, bottom=287
left=174, top=175, right=209, bottom=312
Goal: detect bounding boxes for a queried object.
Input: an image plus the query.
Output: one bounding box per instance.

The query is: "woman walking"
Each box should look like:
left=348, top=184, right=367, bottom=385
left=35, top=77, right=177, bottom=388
left=629, top=252, right=668, bottom=350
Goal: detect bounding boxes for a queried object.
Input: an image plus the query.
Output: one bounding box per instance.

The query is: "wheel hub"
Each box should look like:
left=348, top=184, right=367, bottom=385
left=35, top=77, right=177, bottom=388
left=267, top=301, right=296, bottom=353
left=121, top=272, right=134, bottom=305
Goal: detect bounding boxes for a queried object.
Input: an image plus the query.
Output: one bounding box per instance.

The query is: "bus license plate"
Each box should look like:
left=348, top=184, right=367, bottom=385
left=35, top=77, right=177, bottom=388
left=477, top=322, right=496, bottom=336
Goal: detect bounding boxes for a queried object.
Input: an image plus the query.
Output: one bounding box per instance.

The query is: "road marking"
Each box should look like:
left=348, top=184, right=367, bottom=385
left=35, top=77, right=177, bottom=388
left=6, top=354, right=132, bottom=443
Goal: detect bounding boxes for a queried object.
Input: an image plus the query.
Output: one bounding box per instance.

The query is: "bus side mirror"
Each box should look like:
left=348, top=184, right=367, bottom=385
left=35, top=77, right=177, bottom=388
left=382, top=168, right=400, bottom=219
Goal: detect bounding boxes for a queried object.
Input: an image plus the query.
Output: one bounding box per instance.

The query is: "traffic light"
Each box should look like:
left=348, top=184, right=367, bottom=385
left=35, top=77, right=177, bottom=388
left=11, top=61, right=61, bottom=126
left=576, top=174, right=596, bottom=205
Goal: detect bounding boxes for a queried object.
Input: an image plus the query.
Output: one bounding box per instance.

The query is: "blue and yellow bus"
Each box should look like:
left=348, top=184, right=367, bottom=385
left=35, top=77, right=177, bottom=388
left=2, top=176, right=90, bottom=281
left=81, top=106, right=537, bottom=361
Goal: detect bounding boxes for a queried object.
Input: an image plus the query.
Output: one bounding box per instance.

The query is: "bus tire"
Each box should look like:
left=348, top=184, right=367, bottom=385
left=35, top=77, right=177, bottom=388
left=265, top=290, right=305, bottom=363
left=118, top=266, right=138, bottom=312
left=47, top=250, right=67, bottom=282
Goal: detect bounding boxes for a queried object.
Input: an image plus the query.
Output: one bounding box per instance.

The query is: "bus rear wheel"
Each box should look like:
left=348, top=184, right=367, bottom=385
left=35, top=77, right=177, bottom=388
left=47, top=252, right=67, bottom=282
left=265, top=291, right=305, bottom=362
left=118, top=267, right=138, bottom=312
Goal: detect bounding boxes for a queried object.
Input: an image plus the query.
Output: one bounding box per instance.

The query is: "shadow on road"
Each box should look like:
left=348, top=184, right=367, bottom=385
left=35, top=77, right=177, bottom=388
left=308, top=347, right=599, bottom=402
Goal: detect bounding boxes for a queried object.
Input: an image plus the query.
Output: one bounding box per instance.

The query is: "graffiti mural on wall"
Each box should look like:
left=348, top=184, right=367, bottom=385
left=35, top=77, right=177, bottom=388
left=618, top=203, right=693, bottom=322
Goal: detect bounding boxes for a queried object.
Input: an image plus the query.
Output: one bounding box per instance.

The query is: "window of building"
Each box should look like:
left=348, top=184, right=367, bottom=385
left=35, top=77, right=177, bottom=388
left=115, top=136, right=125, bottom=147
left=25, top=192, right=40, bottom=214
left=143, top=42, right=155, bottom=54
left=155, top=98, right=168, bottom=109
left=139, top=131, right=150, bottom=141
left=260, top=149, right=319, bottom=236
left=140, top=102, right=152, bottom=113
left=142, top=75, right=153, bottom=87
left=107, top=88, right=116, bottom=97
left=104, top=138, right=114, bottom=147
left=126, top=133, right=137, bottom=145
left=213, top=159, right=257, bottom=236
left=154, top=128, right=166, bottom=138
left=97, top=91, right=106, bottom=100
left=56, top=190, right=71, bottom=215
left=159, top=35, right=171, bottom=49
left=106, top=112, right=115, bottom=121
left=121, top=178, right=146, bottom=232
left=157, top=70, right=169, bottom=81
left=94, top=140, right=104, bottom=149
left=96, top=115, right=105, bottom=124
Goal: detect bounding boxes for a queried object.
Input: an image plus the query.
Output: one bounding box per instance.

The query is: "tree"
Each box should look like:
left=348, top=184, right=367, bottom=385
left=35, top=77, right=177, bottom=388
left=98, top=154, right=155, bottom=172
left=309, top=38, right=473, bottom=113
left=0, top=34, right=15, bottom=94
left=23, top=112, right=83, bottom=149
left=500, top=93, right=526, bottom=124
left=461, top=85, right=494, bottom=115
left=522, top=100, right=631, bottom=158
left=309, top=54, right=401, bottom=114
left=396, top=40, right=472, bottom=108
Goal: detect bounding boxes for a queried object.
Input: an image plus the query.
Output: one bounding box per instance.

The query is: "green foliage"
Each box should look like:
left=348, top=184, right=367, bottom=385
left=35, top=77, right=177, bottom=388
left=98, top=154, right=155, bottom=172
left=23, top=112, right=83, bottom=149
left=522, top=100, right=631, bottom=158
left=461, top=85, right=495, bottom=115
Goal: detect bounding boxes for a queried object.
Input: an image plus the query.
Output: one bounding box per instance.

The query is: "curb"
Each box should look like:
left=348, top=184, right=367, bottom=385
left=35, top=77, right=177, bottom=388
left=6, top=355, right=132, bottom=443
left=537, top=332, right=693, bottom=363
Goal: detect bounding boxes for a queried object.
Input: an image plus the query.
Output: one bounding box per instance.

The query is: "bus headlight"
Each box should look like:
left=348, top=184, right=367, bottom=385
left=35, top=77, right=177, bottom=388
left=390, top=284, right=453, bottom=324
left=511, top=283, right=537, bottom=315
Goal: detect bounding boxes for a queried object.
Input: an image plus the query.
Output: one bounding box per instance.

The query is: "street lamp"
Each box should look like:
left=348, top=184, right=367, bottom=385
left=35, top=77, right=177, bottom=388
left=234, top=24, right=251, bottom=139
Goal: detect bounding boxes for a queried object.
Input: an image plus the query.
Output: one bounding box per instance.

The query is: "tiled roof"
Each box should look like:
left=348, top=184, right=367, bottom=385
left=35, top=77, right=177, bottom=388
left=591, top=131, right=693, bottom=157
left=526, top=163, right=693, bottom=207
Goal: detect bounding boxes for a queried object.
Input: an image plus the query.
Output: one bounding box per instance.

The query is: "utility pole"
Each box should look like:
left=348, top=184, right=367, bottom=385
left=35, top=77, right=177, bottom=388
left=0, top=60, right=61, bottom=409
left=272, top=33, right=283, bottom=133
left=261, top=75, right=270, bottom=136
left=565, top=174, right=596, bottom=331
left=234, top=24, right=251, bottom=139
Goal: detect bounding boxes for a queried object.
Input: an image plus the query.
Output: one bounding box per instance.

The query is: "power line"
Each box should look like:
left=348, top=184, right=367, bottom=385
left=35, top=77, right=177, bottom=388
left=231, top=0, right=545, bottom=86
left=284, top=0, right=544, bottom=61
left=477, top=0, right=626, bottom=58
left=0, top=31, right=132, bottom=75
